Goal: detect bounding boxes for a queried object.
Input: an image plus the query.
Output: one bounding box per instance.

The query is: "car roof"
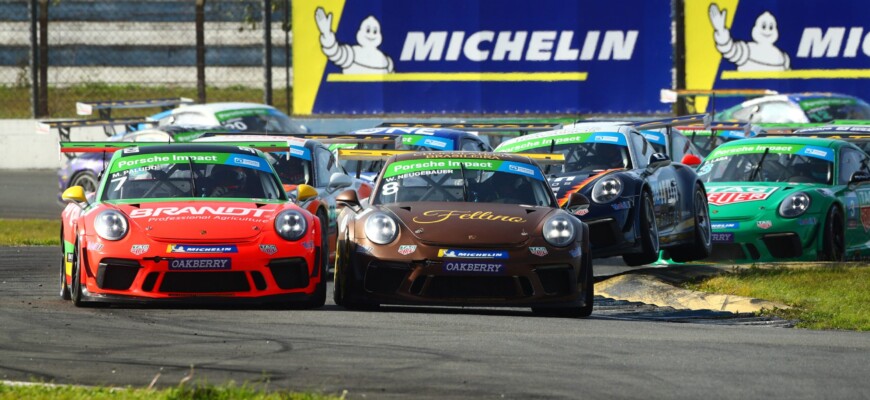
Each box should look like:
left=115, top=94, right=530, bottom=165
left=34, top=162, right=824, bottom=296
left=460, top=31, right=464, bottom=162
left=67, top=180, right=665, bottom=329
left=717, top=136, right=841, bottom=149
left=116, top=143, right=265, bottom=156
left=352, top=127, right=480, bottom=140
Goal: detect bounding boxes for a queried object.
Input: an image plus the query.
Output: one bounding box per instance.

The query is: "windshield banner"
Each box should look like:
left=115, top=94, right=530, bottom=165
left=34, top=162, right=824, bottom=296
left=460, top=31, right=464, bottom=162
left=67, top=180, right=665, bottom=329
left=495, top=131, right=626, bottom=153
left=383, top=158, right=544, bottom=180
left=708, top=143, right=834, bottom=161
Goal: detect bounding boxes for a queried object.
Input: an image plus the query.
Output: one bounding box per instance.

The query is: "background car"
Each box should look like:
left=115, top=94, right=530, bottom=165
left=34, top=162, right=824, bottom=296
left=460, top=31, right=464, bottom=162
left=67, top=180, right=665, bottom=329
left=495, top=122, right=712, bottom=266
left=760, top=124, right=870, bottom=154
left=76, top=98, right=309, bottom=133
left=697, top=136, right=870, bottom=262
left=194, top=133, right=379, bottom=266
left=332, top=150, right=593, bottom=317
left=716, top=92, right=870, bottom=124
left=59, top=142, right=326, bottom=307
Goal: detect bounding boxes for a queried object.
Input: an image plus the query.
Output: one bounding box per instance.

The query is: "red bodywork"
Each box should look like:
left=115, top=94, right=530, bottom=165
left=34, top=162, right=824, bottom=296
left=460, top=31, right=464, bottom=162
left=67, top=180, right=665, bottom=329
left=62, top=200, right=322, bottom=303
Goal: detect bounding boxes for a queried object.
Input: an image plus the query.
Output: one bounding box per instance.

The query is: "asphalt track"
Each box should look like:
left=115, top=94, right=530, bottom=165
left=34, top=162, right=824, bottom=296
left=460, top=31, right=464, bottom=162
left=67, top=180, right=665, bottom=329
left=1, top=170, right=869, bottom=398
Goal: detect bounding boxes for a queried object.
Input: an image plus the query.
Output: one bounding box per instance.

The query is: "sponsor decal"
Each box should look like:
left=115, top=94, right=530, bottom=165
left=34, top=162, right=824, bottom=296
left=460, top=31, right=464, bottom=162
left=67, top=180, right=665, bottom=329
left=438, top=249, right=509, bottom=259
left=167, top=244, right=238, bottom=254
left=383, top=158, right=544, bottom=181
left=574, top=208, right=590, bottom=216
left=232, top=157, right=261, bottom=169
left=496, top=131, right=627, bottom=154
left=413, top=210, right=526, bottom=224
left=707, top=186, right=778, bottom=206
left=130, top=244, right=149, bottom=255
left=529, top=246, right=548, bottom=257
left=798, top=217, right=817, bottom=226
left=168, top=258, right=232, bottom=271
left=569, top=247, right=582, bottom=258
left=641, top=131, right=666, bottom=145
left=443, top=261, right=505, bottom=274
left=130, top=206, right=273, bottom=218
left=711, top=221, right=740, bottom=230
left=66, top=253, right=74, bottom=262
left=398, top=245, right=417, bottom=255
left=711, top=232, right=734, bottom=243
left=302, top=240, right=315, bottom=250
left=87, top=242, right=104, bottom=251
left=259, top=244, right=278, bottom=255
left=756, top=220, right=773, bottom=230
left=611, top=200, right=631, bottom=211
left=123, top=147, right=139, bottom=154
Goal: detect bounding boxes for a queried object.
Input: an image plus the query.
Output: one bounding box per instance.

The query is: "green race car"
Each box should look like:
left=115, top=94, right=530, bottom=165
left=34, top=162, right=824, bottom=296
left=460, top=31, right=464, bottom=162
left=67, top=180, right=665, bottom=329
left=697, top=137, right=870, bottom=262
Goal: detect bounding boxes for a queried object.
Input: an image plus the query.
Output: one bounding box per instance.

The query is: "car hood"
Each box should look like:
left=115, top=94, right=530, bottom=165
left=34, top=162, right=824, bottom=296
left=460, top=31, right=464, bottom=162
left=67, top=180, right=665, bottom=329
left=114, top=201, right=282, bottom=241
left=379, top=202, right=556, bottom=246
left=705, top=182, right=821, bottom=220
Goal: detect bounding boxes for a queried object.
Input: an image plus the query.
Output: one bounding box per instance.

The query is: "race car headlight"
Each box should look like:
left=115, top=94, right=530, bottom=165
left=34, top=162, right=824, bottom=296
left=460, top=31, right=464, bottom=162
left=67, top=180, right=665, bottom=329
left=275, top=210, right=308, bottom=241
left=543, top=215, right=576, bottom=247
left=364, top=212, right=398, bottom=245
left=94, top=210, right=128, bottom=241
left=779, top=192, right=811, bottom=218
left=591, top=176, right=623, bottom=203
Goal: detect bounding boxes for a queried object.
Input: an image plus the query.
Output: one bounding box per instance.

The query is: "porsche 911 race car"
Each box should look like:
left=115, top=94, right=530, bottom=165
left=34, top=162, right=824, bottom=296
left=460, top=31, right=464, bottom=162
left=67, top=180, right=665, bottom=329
left=59, top=142, right=326, bottom=306
left=332, top=150, right=593, bottom=317
left=76, top=98, right=309, bottom=133
left=495, top=120, right=712, bottom=266
left=697, top=137, right=870, bottom=262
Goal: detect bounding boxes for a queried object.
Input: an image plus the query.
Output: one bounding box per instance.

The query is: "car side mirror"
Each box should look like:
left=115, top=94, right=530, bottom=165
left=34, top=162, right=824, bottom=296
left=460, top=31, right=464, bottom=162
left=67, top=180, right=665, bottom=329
left=680, top=154, right=702, bottom=167
left=61, top=186, right=89, bottom=207
left=336, top=189, right=361, bottom=210
left=296, top=184, right=318, bottom=202
left=850, top=171, right=870, bottom=184
left=328, top=172, right=354, bottom=191
left=564, top=193, right=590, bottom=215
left=648, top=153, right=671, bottom=169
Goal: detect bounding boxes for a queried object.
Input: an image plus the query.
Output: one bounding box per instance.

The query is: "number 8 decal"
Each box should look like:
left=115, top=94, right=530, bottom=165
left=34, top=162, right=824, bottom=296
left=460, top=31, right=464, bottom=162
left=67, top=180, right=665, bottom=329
left=382, top=182, right=399, bottom=196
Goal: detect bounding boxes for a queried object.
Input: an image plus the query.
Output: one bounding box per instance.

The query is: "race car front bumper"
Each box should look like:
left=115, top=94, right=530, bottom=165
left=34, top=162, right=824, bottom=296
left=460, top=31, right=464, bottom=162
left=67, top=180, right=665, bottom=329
left=709, top=213, right=823, bottom=262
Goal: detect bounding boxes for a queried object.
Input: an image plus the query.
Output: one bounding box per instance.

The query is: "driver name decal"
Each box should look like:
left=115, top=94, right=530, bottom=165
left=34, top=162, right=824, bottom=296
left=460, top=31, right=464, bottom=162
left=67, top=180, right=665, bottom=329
left=413, top=210, right=526, bottom=224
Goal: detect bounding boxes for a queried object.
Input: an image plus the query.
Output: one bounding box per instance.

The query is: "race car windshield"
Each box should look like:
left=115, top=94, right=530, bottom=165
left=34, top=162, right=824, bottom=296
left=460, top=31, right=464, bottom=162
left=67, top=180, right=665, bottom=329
left=373, top=161, right=555, bottom=207
left=804, top=101, right=870, bottom=123
left=335, top=141, right=394, bottom=176
left=698, top=152, right=832, bottom=185
left=517, top=142, right=631, bottom=174
left=270, top=154, right=312, bottom=185
left=690, top=135, right=729, bottom=157
left=102, top=153, right=286, bottom=201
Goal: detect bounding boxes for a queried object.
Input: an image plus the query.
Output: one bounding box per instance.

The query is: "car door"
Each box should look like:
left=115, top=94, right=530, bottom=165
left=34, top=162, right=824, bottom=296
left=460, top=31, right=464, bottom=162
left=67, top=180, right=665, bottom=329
left=837, top=147, right=870, bottom=252
left=631, top=130, right=679, bottom=233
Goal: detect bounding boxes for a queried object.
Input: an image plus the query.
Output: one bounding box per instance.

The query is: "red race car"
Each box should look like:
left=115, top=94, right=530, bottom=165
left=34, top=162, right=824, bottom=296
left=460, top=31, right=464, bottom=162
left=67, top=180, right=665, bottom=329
left=58, top=141, right=325, bottom=307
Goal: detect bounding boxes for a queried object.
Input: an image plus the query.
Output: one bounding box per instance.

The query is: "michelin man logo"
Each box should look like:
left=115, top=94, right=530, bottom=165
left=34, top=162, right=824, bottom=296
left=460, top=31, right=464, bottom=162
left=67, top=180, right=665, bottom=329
left=315, top=7, right=394, bottom=74
left=709, top=3, right=790, bottom=71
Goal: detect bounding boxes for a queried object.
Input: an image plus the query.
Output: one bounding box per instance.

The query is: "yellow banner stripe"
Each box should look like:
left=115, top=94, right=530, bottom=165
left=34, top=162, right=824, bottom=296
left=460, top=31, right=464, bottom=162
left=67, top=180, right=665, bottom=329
left=327, top=72, right=588, bottom=82
left=722, top=69, right=870, bottom=80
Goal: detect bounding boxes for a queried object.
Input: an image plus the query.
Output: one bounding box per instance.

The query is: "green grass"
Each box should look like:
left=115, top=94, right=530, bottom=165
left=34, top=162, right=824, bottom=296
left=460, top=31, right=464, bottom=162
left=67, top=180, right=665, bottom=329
left=686, top=266, right=870, bottom=331
left=0, top=381, right=341, bottom=400
left=0, top=84, right=292, bottom=119
left=0, top=219, right=60, bottom=246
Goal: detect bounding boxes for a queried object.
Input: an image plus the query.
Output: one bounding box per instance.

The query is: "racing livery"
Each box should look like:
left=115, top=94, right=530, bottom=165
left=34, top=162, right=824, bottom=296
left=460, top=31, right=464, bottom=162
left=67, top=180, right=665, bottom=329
left=59, top=143, right=326, bottom=306
left=716, top=93, right=870, bottom=124
left=698, top=137, right=870, bottom=262
left=495, top=123, right=712, bottom=266
left=333, top=150, right=593, bottom=317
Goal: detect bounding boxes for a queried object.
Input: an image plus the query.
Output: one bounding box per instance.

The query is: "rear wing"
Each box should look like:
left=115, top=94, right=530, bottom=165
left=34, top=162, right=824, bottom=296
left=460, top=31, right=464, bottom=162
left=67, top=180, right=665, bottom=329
left=660, top=88, right=778, bottom=115
left=76, top=97, right=194, bottom=118
left=59, top=140, right=305, bottom=154
left=628, top=114, right=711, bottom=130
left=336, top=149, right=564, bottom=164
left=40, top=118, right=157, bottom=159
left=378, top=121, right=560, bottom=136
left=196, top=131, right=397, bottom=146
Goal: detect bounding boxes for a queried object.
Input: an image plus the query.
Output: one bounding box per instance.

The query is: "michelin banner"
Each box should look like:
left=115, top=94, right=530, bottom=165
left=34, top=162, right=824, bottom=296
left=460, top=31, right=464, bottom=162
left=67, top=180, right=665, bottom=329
left=293, top=0, right=672, bottom=115
left=686, top=0, right=870, bottom=111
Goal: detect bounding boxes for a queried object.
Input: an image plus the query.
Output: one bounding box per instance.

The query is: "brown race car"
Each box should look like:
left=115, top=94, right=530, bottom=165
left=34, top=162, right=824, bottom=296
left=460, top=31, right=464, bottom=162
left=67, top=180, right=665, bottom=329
left=333, top=150, right=593, bottom=317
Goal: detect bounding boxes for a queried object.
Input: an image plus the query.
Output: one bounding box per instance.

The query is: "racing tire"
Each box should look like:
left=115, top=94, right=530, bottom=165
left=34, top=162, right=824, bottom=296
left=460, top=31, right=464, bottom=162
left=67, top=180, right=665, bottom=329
left=59, top=228, right=71, bottom=300
left=821, top=206, right=845, bottom=262
left=70, top=239, right=87, bottom=307
left=669, top=184, right=713, bottom=262
left=71, top=171, right=98, bottom=193
left=532, top=246, right=594, bottom=318
left=622, top=191, right=660, bottom=266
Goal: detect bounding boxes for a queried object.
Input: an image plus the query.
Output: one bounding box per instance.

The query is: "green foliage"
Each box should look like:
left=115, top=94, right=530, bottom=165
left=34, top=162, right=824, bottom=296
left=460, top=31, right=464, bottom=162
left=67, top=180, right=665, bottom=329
left=688, top=266, right=870, bottom=331
left=0, top=219, right=59, bottom=246
left=0, top=381, right=339, bottom=400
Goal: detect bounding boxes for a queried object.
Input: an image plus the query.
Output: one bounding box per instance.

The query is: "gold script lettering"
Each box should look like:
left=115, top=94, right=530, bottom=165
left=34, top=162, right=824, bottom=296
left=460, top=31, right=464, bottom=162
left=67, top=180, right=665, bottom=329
left=412, top=210, right=527, bottom=224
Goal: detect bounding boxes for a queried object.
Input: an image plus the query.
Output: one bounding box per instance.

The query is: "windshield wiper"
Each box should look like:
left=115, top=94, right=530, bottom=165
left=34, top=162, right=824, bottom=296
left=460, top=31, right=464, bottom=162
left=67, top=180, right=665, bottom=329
left=749, top=148, right=770, bottom=182
left=459, top=162, right=469, bottom=202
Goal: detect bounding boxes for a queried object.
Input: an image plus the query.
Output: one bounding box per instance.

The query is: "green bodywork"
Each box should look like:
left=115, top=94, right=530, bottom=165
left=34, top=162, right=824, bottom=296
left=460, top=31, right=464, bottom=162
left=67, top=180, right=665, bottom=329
left=697, top=137, right=870, bottom=262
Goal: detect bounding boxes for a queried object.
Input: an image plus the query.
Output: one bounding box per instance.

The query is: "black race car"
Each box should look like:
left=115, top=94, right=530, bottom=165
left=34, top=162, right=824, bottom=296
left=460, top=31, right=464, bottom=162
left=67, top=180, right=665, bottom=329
left=495, top=120, right=712, bottom=266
